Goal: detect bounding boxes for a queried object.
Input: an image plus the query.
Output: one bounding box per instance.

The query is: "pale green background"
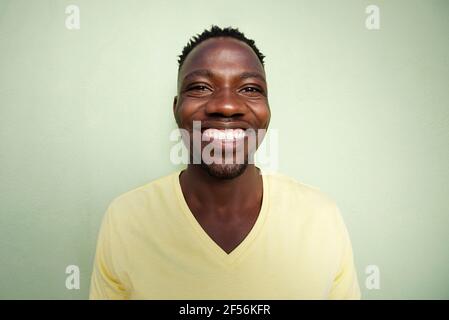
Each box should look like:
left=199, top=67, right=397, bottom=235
left=1, top=0, right=448, bottom=299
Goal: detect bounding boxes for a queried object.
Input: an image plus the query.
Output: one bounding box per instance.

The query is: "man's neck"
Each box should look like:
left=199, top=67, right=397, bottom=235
left=179, top=164, right=263, bottom=216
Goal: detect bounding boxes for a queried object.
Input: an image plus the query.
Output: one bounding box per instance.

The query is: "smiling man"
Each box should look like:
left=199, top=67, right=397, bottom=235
left=89, top=26, right=361, bottom=300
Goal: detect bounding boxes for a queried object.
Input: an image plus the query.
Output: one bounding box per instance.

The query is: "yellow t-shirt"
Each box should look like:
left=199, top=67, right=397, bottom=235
left=89, top=170, right=361, bottom=299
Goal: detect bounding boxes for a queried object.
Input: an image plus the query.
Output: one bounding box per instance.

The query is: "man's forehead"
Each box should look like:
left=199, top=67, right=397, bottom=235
left=178, top=37, right=265, bottom=82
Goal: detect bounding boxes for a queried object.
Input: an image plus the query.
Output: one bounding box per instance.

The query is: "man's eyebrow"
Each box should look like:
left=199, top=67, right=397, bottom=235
left=182, top=69, right=266, bottom=83
left=182, top=69, right=214, bottom=82
left=239, top=71, right=266, bottom=83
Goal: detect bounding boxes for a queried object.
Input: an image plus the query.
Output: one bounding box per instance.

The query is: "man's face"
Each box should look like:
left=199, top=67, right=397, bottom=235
left=173, top=37, right=270, bottom=179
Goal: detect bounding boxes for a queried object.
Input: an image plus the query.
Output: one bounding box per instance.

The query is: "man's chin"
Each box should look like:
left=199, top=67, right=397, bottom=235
left=201, top=162, right=248, bottom=180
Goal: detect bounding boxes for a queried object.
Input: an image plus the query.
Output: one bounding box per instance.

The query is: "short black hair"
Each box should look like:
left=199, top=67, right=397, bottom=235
left=178, top=25, right=265, bottom=71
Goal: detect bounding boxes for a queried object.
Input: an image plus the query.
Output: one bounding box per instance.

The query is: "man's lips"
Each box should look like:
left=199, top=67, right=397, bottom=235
left=199, top=121, right=251, bottom=131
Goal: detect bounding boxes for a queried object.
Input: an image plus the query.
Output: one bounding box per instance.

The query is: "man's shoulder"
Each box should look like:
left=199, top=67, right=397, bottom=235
left=107, top=170, right=179, bottom=212
left=266, top=171, right=321, bottom=192
left=265, top=171, right=339, bottom=213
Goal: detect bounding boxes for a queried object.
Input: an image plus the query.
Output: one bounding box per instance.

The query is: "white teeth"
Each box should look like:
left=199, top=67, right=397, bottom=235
left=202, top=128, right=245, bottom=141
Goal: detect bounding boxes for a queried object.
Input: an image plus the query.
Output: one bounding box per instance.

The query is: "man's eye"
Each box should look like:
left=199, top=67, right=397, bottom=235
left=188, top=85, right=209, bottom=91
left=242, top=87, right=260, bottom=92
left=240, top=86, right=263, bottom=95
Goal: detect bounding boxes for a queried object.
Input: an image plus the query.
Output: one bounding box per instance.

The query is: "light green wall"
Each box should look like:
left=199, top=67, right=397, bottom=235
left=1, top=0, right=448, bottom=299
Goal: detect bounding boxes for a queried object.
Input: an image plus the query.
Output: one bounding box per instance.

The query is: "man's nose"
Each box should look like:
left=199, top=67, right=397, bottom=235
left=204, top=89, right=245, bottom=118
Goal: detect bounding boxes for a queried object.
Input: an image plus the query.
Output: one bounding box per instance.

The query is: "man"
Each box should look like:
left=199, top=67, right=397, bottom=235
left=89, top=26, right=361, bottom=299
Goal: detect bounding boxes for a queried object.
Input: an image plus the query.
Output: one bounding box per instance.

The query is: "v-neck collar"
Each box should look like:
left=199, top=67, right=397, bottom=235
left=172, top=168, right=270, bottom=267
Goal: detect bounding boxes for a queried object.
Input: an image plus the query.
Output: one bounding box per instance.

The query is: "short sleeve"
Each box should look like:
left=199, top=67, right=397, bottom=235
left=328, top=206, right=361, bottom=300
left=89, top=204, right=128, bottom=300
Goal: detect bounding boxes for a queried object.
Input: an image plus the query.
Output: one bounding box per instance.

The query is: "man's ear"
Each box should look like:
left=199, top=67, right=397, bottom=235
left=173, top=96, right=180, bottom=126
left=173, top=96, right=177, bottom=112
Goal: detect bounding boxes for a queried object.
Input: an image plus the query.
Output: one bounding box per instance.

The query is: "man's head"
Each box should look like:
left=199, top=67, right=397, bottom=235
left=173, top=26, right=270, bottom=179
